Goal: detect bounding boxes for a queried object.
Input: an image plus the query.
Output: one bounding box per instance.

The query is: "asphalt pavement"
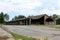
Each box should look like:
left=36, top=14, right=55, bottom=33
left=3, top=25, right=60, bottom=40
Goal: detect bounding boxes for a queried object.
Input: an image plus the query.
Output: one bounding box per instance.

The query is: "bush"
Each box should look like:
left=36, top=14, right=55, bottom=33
left=56, top=18, right=60, bottom=25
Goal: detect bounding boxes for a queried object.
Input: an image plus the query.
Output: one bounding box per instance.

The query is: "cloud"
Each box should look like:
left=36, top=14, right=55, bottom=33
left=0, top=0, right=60, bottom=20
left=0, top=0, right=42, bottom=13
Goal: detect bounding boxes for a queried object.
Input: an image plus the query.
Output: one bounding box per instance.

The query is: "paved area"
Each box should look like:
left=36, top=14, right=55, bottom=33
left=3, top=25, right=60, bottom=40
left=0, top=28, right=13, bottom=40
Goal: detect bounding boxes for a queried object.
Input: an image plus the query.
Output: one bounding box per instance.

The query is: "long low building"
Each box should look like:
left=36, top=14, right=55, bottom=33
left=5, top=14, right=56, bottom=25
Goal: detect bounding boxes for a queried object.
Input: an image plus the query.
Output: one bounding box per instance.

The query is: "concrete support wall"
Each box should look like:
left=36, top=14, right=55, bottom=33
left=29, top=18, right=31, bottom=25
left=44, top=16, right=49, bottom=25
left=44, top=15, right=56, bottom=25
left=52, top=20, right=56, bottom=25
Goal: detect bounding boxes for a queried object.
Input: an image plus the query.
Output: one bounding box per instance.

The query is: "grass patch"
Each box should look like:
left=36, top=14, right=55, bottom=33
left=5, top=31, right=49, bottom=40
left=0, top=35, right=9, bottom=39
left=0, top=24, right=1, bottom=27
left=44, top=37, right=48, bottom=40
left=53, top=34, right=60, bottom=36
left=2, top=25, right=36, bottom=40
left=50, top=25, right=60, bottom=28
left=54, top=25, right=60, bottom=28
left=0, top=24, right=2, bottom=28
left=6, top=31, right=36, bottom=40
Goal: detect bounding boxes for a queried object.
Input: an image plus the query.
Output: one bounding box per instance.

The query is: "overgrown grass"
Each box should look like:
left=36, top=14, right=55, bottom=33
left=50, top=25, right=60, bottom=28
left=8, top=31, right=36, bottom=40
left=54, top=25, right=60, bottom=28
left=0, top=24, right=1, bottom=26
left=53, top=34, right=60, bottom=36
left=0, top=24, right=2, bottom=28
left=44, top=37, right=48, bottom=40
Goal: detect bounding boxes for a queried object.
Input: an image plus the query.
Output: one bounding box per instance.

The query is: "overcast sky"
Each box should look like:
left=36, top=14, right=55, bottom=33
left=0, top=0, right=60, bottom=20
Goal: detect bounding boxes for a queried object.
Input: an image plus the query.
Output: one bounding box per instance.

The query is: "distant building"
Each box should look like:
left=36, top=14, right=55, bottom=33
left=5, top=14, right=56, bottom=25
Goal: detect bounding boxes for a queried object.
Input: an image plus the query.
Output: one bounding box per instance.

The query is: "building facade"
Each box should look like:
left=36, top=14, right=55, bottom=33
left=5, top=14, right=56, bottom=25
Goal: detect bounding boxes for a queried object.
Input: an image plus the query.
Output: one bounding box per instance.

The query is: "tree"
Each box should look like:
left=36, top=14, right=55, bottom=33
left=12, top=15, right=26, bottom=20
left=52, top=14, right=57, bottom=19
left=18, top=15, right=26, bottom=19
left=12, top=16, right=18, bottom=20
left=56, top=18, right=60, bottom=24
left=0, top=12, right=4, bottom=24
left=50, top=14, right=60, bottom=25
left=0, top=12, right=9, bottom=24
left=4, top=13, right=9, bottom=21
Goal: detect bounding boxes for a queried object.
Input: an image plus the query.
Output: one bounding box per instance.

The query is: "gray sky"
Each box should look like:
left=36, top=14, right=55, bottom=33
left=0, top=0, right=60, bottom=20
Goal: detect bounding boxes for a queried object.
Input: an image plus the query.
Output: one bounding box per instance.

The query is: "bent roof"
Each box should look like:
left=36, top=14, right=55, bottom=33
left=28, top=14, right=48, bottom=19
left=15, top=14, right=49, bottom=20
left=6, top=14, right=49, bottom=22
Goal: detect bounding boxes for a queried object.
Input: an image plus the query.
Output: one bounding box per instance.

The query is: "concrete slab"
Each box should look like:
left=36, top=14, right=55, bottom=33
left=0, top=28, right=13, bottom=40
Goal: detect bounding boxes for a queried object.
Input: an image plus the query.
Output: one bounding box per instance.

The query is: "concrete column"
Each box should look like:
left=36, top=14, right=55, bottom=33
left=24, top=20, right=25, bottom=25
left=29, top=18, right=31, bottom=25
left=24, top=20, right=26, bottom=25
left=26, top=20, right=27, bottom=25
left=44, top=16, right=46, bottom=25
left=54, top=19, right=56, bottom=25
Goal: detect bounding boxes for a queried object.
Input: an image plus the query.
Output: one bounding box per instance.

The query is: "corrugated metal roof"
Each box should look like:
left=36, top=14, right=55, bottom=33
left=28, top=14, right=48, bottom=19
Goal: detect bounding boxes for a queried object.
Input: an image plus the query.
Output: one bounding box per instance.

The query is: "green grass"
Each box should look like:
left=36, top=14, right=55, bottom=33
left=6, top=31, right=49, bottom=40
left=53, top=34, right=60, bottom=36
left=0, top=24, right=2, bottom=28
left=54, top=25, right=60, bottom=28
left=8, top=31, right=36, bottom=40
left=44, top=37, right=48, bottom=40
left=0, top=24, right=1, bottom=26
left=50, top=25, right=60, bottom=28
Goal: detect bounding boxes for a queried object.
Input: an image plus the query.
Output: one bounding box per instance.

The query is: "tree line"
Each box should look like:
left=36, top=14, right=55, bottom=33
left=12, top=15, right=26, bottom=20
left=0, top=12, right=9, bottom=24
left=0, top=12, right=26, bottom=24
left=0, top=12, right=60, bottom=24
